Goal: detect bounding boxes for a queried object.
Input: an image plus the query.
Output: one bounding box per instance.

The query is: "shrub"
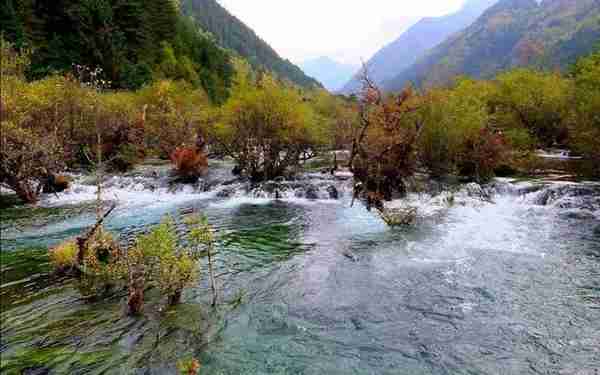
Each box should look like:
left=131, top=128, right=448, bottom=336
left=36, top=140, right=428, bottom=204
left=135, top=218, right=199, bottom=307
left=493, top=69, right=573, bottom=146
left=170, top=147, right=209, bottom=182
left=503, top=128, right=535, bottom=151
left=75, top=229, right=123, bottom=298
left=456, top=128, right=507, bottom=182
left=0, top=121, right=66, bottom=203
left=309, top=89, right=358, bottom=150
left=124, top=215, right=217, bottom=314
left=178, top=358, right=201, bottom=375
left=49, top=240, right=79, bottom=274
left=91, top=91, right=144, bottom=171
left=569, top=50, right=600, bottom=168
left=417, top=88, right=454, bottom=176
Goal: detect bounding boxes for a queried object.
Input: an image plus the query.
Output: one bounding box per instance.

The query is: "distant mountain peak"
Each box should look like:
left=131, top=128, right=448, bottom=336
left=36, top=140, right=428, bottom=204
left=299, top=57, right=358, bottom=92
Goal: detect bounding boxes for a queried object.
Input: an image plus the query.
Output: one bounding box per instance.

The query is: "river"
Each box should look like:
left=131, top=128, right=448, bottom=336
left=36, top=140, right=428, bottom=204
left=1, top=161, right=599, bottom=374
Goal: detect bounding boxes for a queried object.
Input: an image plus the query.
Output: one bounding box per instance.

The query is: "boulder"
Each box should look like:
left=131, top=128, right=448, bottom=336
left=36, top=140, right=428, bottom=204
left=326, top=185, right=339, bottom=199
left=305, top=186, right=320, bottom=200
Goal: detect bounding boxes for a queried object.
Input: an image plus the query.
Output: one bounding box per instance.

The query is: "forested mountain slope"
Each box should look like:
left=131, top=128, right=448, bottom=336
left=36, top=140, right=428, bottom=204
left=181, top=0, right=321, bottom=88
left=340, top=0, right=498, bottom=94
left=0, top=0, right=234, bottom=101
left=384, top=0, right=600, bottom=91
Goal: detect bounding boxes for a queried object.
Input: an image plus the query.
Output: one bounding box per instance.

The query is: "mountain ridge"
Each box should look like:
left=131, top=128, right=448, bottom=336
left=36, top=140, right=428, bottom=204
left=384, top=0, right=600, bottom=91
left=340, top=0, right=498, bottom=94
left=181, top=0, right=322, bottom=88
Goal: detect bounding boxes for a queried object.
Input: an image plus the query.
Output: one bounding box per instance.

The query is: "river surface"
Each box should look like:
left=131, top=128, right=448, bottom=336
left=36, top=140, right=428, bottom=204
left=1, top=161, right=599, bottom=374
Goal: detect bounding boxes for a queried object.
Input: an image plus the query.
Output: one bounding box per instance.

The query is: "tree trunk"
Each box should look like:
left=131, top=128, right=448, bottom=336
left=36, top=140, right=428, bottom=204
left=207, top=244, right=218, bottom=307
left=127, top=270, right=145, bottom=316
left=14, top=183, right=38, bottom=204
left=167, top=290, right=182, bottom=306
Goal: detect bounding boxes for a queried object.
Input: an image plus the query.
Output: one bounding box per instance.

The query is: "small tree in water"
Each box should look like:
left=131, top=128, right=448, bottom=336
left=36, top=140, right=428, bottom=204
left=50, top=213, right=218, bottom=314
left=349, top=68, right=424, bottom=212
left=350, top=69, right=508, bottom=223
left=125, top=215, right=218, bottom=315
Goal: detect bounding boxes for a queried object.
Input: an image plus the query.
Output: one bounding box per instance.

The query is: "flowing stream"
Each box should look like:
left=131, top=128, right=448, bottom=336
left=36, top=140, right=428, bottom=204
left=1, top=161, right=599, bottom=374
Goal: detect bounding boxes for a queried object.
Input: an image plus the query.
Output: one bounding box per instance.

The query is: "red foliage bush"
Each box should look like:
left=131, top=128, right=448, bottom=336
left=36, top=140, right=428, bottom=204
left=170, top=147, right=208, bottom=182
left=458, top=129, right=507, bottom=181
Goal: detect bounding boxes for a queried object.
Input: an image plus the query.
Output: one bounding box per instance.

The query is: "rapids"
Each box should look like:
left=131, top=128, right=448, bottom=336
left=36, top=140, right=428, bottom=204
left=1, top=161, right=599, bottom=374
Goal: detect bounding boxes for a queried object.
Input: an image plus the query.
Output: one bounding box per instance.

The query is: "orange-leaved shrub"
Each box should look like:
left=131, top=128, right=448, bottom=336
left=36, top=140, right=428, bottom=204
left=170, top=146, right=209, bottom=182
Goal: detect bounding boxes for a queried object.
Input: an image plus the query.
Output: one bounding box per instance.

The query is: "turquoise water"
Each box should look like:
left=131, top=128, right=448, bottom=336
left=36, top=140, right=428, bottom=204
left=1, top=167, right=599, bottom=374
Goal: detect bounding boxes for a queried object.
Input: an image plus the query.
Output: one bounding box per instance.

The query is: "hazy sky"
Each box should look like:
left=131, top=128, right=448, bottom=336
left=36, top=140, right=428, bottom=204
left=217, top=0, right=465, bottom=66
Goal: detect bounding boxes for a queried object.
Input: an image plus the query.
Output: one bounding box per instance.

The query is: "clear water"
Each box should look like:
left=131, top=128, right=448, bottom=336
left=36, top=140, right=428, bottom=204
left=1, top=165, right=599, bottom=374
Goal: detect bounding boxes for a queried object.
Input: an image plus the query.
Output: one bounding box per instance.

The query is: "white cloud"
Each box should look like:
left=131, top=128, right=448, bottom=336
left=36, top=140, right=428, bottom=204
left=217, top=0, right=465, bottom=65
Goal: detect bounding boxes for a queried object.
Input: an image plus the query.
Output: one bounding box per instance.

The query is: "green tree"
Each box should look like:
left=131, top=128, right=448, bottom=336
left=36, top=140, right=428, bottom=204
left=493, top=69, right=573, bottom=146
left=569, top=49, right=600, bottom=169
left=214, top=69, right=323, bottom=181
left=0, top=0, right=26, bottom=48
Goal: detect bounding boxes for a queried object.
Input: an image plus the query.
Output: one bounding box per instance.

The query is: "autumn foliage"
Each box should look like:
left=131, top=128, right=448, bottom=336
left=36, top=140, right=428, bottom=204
left=170, top=146, right=209, bottom=182
left=457, top=128, right=507, bottom=181
left=350, top=72, right=509, bottom=211
left=351, top=84, right=422, bottom=210
left=213, top=67, right=325, bottom=182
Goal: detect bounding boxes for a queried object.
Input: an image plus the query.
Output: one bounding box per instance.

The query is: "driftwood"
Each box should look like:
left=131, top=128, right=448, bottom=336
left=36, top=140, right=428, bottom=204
left=76, top=204, right=117, bottom=266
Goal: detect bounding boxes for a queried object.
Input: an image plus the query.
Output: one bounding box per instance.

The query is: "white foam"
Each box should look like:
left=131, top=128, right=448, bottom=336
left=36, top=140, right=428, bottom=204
left=40, top=176, right=219, bottom=209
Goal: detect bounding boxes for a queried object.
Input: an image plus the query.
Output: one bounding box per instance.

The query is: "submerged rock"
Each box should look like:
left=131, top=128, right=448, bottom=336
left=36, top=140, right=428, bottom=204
left=217, top=187, right=237, bottom=198
left=559, top=210, right=596, bottom=221
left=350, top=317, right=364, bottom=330
left=22, top=367, right=51, bottom=375
left=532, top=185, right=597, bottom=206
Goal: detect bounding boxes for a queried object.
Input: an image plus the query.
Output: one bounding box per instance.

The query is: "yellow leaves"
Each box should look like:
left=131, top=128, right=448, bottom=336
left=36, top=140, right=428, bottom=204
left=216, top=72, right=321, bottom=147
left=49, top=240, right=79, bottom=272
left=185, top=215, right=214, bottom=246
left=82, top=229, right=121, bottom=279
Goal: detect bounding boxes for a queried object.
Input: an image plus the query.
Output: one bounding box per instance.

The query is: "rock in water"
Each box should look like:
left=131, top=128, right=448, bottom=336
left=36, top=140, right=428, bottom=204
left=327, top=185, right=339, bottom=199
left=464, top=183, right=493, bottom=202
left=305, top=186, right=320, bottom=200
left=217, top=187, right=237, bottom=198
left=379, top=207, right=418, bottom=226
left=343, top=251, right=359, bottom=262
